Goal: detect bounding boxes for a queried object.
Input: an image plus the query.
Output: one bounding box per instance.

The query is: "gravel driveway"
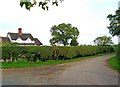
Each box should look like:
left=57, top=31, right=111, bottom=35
left=2, top=54, right=119, bottom=85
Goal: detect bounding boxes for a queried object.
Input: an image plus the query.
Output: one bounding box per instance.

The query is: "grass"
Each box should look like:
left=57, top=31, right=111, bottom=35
left=108, top=56, right=120, bottom=71
left=1, top=52, right=113, bottom=69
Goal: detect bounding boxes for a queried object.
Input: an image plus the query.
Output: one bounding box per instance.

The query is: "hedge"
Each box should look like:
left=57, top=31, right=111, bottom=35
left=2, top=45, right=114, bottom=62
left=116, top=44, right=120, bottom=64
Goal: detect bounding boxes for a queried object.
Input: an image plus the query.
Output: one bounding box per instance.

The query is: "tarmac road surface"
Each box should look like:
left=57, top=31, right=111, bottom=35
left=2, top=54, right=119, bottom=85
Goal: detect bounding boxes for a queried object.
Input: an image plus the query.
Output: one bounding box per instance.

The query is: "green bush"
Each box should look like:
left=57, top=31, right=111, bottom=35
left=58, top=46, right=77, bottom=60
left=77, top=46, right=98, bottom=57
left=2, top=45, right=114, bottom=62
left=116, top=44, right=120, bottom=64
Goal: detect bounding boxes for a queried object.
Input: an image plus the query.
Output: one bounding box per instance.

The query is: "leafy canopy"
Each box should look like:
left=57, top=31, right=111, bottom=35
left=93, top=36, right=113, bottom=46
left=20, top=0, right=63, bottom=10
left=50, top=23, right=79, bottom=46
left=70, top=38, right=79, bottom=46
left=107, top=8, right=120, bottom=36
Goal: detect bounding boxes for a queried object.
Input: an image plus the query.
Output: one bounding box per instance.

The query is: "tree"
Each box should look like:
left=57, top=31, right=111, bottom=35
left=107, top=6, right=120, bottom=63
left=20, top=0, right=63, bottom=10
left=93, top=36, right=113, bottom=46
left=50, top=23, right=79, bottom=46
left=107, top=8, right=120, bottom=36
left=70, top=38, right=79, bottom=46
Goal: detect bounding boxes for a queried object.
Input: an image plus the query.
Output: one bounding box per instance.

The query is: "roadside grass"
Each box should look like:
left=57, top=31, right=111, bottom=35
left=108, top=56, right=120, bottom=71
left=1, top=52, right=113, bottom=69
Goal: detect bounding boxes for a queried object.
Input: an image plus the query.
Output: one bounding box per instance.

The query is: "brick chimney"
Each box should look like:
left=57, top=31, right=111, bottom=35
left=18, top=28, right=22, bottom=35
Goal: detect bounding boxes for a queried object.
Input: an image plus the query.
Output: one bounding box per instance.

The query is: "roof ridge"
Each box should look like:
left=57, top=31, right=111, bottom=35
left=8, top=32, right=17, bottom=34
left=8, top=32, right=32, bottom=34
left=23, top=33, right=31, bottom=34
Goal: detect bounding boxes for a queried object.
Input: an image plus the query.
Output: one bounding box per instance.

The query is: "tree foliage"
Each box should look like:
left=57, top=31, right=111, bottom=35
left=107, top=8, right=120, bottom=36
left=94, top=36, right=113, bottom=46
left=50, top=23, right=79, bottom=46
left=70, top=38, right=79, bottom=46
left=20, top=0, right=63, bottom=10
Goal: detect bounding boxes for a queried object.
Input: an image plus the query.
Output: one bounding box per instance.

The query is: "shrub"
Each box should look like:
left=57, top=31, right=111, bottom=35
left=2, top=45, right=114, bottom=62
left=116, top=44, right=120, bottom=64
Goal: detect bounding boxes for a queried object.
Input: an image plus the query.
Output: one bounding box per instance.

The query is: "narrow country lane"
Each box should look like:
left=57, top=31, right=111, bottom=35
left=58, top=54, right=118, bottom=85
left=2, top=54, right=119, bottom=85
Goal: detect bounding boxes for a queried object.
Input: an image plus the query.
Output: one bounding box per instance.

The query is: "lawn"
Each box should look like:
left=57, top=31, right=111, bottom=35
left=108, top=56, right=120, bottom=71
left=1, top=52, right=112, bottom=69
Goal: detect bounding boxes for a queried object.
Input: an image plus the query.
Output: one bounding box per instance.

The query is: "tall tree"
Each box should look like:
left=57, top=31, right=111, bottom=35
left=107, top=8, right=120, bottom=36
left=107, top=5, right=120, bottom=61
left=20, top=0, right=63, bottom=10
left=94, top=36, right=113, bottom=46
left=50, top=23, right=79, bottom=46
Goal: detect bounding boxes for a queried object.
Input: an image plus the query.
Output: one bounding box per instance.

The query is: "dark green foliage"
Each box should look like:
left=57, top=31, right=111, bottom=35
left=2, top=45, right=114, bottom=62
left=107, top=8, right=120, bottom=67
left=107, top=9, right=120, bottom=36
left=50, top=23, right=79, bottom=46
left=2, top=45, right=27, bottom=62
left=37, top=46, right=52, bottom=62
left=116, top=44, right=120, bottom=58
left=20, top=0, right=63, bottom=11
left=70, top=39, right=79, bottom=46
left=116, top=44, right=120, bottom=64
left=20, top=1, right=33, bottom=10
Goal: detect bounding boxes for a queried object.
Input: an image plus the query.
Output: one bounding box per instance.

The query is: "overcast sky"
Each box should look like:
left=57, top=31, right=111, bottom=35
left=0, top=0, right=119, bottom=45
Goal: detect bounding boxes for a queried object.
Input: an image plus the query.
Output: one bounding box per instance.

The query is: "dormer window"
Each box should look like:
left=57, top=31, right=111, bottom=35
left=17, top=38, right=22, bottom=43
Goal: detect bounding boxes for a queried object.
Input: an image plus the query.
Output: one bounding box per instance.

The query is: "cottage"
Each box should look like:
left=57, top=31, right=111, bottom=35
left=0, top=28, right=43, bottom=46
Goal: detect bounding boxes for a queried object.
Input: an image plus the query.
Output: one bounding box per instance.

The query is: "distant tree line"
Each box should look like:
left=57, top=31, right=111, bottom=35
left=93, top=36, right=113, bottom=46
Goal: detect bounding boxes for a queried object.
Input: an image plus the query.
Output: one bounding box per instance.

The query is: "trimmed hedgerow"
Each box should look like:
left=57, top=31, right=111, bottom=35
left=2, top=44, right=114, bottom=62
left=116, top=44, right=120, bottom=65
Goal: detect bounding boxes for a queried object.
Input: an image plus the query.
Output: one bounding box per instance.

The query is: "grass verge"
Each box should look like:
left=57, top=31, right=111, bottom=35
left=108, top=56, right=120, bottom=71
left=1, top=52, right=113, bottom=69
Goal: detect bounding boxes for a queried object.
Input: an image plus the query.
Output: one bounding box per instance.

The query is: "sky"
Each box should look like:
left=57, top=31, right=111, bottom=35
left=0, top=0, right=119, bottom=45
